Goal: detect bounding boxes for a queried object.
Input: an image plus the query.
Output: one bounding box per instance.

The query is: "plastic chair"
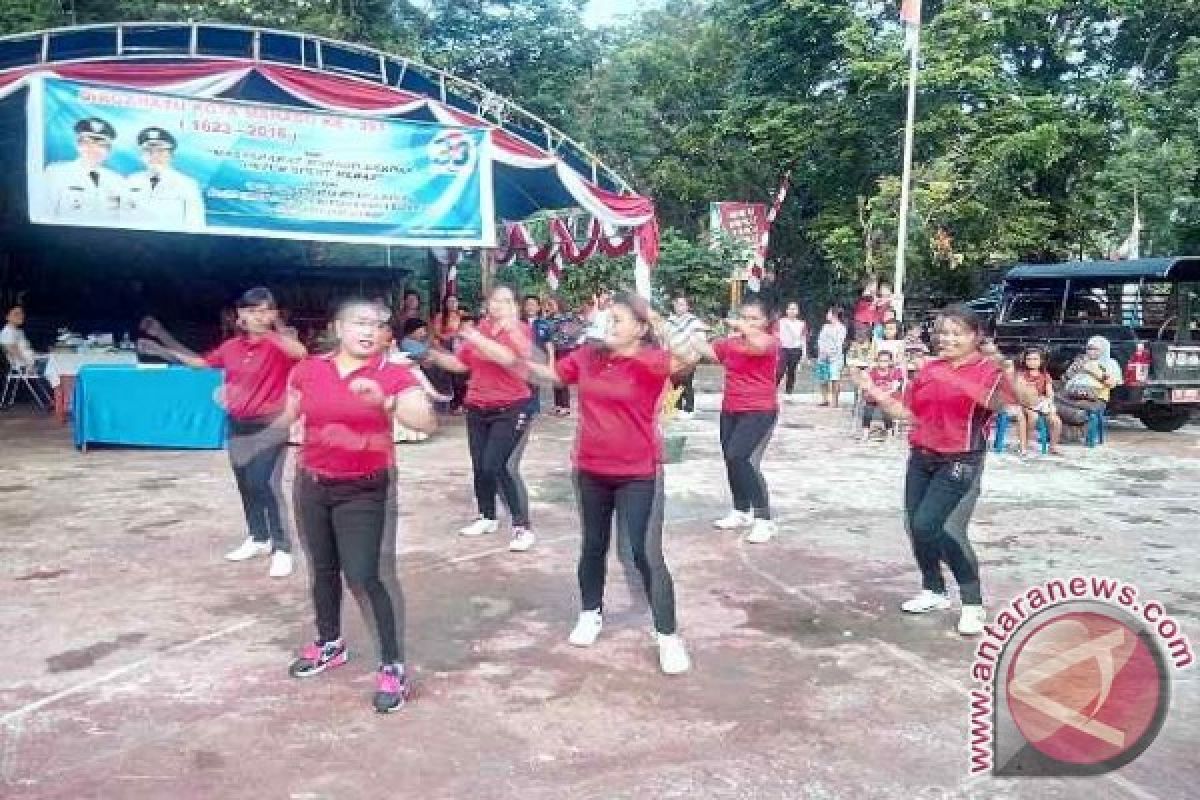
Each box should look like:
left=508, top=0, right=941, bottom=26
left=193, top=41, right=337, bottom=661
left=1, top=365, right=51, bottom=411
left=993, top=411, right=1049, bottom=454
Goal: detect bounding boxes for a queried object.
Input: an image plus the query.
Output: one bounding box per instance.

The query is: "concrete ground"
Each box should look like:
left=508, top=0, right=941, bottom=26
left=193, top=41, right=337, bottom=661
left=0, top=369, right=1197, bottom=799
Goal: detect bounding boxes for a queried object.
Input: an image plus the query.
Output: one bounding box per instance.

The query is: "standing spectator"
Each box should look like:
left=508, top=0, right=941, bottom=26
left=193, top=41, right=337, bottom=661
left=399, top=289, right=423, bottom=323
left=544, top=295, right=585, bottom=416
left=776, top=301, right=809, bottom=394
left=816, top=306, right=848, bottom=408
left=585, top=288, right=614, bottom=342
left=431, top=294, right=467, bottom=413
left=666, top=294, right=705, bottom=418
left=852, top=278, right=878, bottom=339
left=873, top=283, right=896, bottom=329
left=523, top=295, right=552, bottom=416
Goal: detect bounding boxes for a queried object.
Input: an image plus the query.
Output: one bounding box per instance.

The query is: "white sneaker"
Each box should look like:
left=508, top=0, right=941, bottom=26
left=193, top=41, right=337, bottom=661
left=269, top=550, right=294, bottom=578
left=713, top=510, right=753, bottom=530
left=656, top=633, right=691, bottom=675
left=509, top=527, right=536, bottom=552
left=225, top=537, right=271, bottom=562
left=745, top=519, right=776, bottom=544
left=900, top=590, right=952, bottom=614
left=568, top=610, right=603, bottom=647
left=459, top=517, right=499, bottom=537
left=958, top=605, right=988, bottom=636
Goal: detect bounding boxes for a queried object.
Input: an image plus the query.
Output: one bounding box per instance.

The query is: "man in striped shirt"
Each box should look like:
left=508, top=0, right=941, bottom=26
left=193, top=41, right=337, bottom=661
left=667, top=295, right=706, bottom=418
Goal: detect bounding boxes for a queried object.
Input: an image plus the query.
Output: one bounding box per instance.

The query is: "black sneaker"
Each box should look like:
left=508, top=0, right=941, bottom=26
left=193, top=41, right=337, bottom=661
left=288, top=639, right=348, bottom=678
left=373, top=664, right=412, bottom=713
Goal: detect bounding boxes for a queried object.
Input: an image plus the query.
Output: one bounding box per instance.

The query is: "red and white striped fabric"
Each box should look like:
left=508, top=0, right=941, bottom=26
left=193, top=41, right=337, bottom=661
left=0, top=59, right=658, bottom=264
left=748, top=171, right=791, bottom=292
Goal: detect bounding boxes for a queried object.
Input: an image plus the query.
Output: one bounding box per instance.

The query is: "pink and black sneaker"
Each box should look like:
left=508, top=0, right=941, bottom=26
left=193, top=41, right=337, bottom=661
left=373, top=664, right=412, bottom=713
left=288, top=639, right=348, bottom=678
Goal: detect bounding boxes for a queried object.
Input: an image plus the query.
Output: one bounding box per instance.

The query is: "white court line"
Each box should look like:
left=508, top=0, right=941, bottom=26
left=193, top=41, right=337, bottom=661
left=0, top=619, right=256, bottom=726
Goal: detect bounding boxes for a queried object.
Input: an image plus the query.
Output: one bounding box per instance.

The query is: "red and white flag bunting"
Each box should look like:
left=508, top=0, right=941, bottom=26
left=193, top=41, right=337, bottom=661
left=749, top=171, right=791, bottom=292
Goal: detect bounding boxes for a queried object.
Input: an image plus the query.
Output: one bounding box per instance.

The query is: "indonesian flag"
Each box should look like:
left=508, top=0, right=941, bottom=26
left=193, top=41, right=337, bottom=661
left=901, top=0, right=922, bottom=50
left=750, top=171, right=791, bottom=292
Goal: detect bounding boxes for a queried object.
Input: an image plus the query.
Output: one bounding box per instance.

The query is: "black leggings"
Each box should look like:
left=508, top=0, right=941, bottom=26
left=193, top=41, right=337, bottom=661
left=719, top=411, right=777, bottom=519
left=227, top=415, right=290, bottom=552
left=294, top=470, right=404, bottom=664
left=673, top=370, right=695, bottom=413
left=574, top=470, right=677, bottom=634
left=777, top=347, right=804, bottom=393
left=903, top=448, right=984, bottom=605
left=466, top=403, right=532, bottom=526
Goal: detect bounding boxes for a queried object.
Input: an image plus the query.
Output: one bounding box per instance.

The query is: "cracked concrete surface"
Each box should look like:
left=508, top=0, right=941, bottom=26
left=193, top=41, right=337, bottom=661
left=0, top=370, right=1196, bottom=799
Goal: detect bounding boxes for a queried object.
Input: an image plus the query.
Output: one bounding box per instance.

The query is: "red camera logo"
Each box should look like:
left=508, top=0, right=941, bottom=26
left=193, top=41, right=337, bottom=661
left=1006, top=610, right=1166, bottom=768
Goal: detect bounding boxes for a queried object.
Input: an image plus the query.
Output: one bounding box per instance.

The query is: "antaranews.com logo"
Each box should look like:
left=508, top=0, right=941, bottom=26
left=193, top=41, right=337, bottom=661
left=968, top=575, right=1193, bottom=776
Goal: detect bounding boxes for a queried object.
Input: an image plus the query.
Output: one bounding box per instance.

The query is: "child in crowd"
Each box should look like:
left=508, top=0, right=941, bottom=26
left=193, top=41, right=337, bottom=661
left=845, top=326, right=875, bottom=370
left=1013, top=348, right=1063, bottom=455
left=876, top=319, right=905, bottom=365
left=861, top=349, right=904, bottom=441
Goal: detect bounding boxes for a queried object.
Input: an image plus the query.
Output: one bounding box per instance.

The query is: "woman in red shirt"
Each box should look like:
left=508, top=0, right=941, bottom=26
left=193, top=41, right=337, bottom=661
left=687, top=300, right=782, bottom=544
left=283, top=298, right=435, bottom=713
left=425, top=286, right=536, bottom=552
left=140, top=288, right=306, bottom=578
left=525, top=291, right=692, bottom=675
left=855, top=306, right=1037, bottom=636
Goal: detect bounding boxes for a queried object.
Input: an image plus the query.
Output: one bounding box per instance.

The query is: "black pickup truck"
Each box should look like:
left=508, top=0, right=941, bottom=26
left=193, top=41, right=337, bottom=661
left=991, top=257, right=1200, bottom=432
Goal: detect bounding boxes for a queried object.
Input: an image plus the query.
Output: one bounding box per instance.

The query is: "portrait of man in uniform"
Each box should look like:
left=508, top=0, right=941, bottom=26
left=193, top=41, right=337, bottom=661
left=33, top=116, right=123, bottom=225
left=123, top=126, right=206, bottom=231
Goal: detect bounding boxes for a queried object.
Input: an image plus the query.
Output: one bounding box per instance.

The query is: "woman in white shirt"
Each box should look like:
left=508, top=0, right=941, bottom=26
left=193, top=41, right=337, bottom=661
left=1, top=307, right=38, bottom=371
left=775, top=301, right=809, bottom=394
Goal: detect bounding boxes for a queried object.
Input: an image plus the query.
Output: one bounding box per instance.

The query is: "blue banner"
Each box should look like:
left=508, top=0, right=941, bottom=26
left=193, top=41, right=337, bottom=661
left=26, top=76, right=494, bottom=246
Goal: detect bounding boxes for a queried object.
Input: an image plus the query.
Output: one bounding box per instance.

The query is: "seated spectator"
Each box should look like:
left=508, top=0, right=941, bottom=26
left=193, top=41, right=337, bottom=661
left=876, top=319, right=905, bottom=365
left=1056, top=335, right=1121, bottom=427
left=1012, top=348, right=1063, bottom=455
left=861, top=350, right=904, bottom=441
left=903, top=324, right=930, bottom=373
left=0, top=306, right=39, bottom=372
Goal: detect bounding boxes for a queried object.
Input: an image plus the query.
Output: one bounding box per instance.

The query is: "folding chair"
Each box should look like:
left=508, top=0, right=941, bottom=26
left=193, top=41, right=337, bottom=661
left=2, top=364, right=52, bottom=411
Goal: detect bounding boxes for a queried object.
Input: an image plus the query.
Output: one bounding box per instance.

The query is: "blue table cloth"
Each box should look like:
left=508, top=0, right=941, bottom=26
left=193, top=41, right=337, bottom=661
left=73, top=365, right=227, bottom=450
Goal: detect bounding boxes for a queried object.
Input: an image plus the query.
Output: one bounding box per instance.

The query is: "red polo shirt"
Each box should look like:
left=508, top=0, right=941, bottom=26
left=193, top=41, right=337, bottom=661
left=289, top=354, right=420, bottom=479
left=459, top=319, right=532, bottom=410
left=907, top=355, right=1014, bottom=454
left=557, top=345, right=670, bottom=477
left=205, top=334, right=301, bottom=420
left=713, top=335, right=781, bottom=413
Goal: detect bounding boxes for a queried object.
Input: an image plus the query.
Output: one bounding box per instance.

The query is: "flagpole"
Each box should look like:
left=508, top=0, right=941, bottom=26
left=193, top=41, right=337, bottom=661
left=894, top=19, right=921, bottom=322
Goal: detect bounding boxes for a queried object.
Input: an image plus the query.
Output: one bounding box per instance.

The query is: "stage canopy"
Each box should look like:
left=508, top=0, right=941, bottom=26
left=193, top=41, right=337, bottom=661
left=0, top=22, right=658, bottom=266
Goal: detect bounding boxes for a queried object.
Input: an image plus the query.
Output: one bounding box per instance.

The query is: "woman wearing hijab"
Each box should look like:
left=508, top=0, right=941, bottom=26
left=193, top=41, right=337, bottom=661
left=1057, top=335, right=1122, bottom=424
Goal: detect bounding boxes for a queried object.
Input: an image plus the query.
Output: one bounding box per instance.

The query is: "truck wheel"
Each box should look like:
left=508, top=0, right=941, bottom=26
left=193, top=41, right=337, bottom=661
left=1137, top=406, right=1192, bottom=432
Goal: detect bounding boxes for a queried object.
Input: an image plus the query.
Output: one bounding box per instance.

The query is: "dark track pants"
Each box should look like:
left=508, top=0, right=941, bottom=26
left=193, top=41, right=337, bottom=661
left=228, top=415, right=290, bottom=552
left=777, top=347, right=804, bottom=393
left=466, top=403, right=532, bottom=526
left=574, top=470, right=677, bottom=634
left=719, top=410, right=778, bottom=519
left=294, top=470, right=404, bottom=664
left=903, top=448, right=984, bottom=605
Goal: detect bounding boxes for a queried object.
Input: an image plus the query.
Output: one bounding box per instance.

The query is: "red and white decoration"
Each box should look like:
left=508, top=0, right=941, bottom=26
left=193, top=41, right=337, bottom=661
left=1, top=59, right=659, bottom=290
